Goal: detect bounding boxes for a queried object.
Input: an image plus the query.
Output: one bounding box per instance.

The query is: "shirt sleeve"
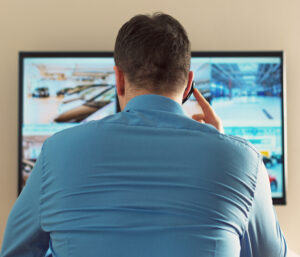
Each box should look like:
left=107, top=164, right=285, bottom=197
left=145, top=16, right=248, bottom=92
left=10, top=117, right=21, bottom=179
left=240, top=160, right=287, bottom=257
left=0, top=143, right=49, bottom=257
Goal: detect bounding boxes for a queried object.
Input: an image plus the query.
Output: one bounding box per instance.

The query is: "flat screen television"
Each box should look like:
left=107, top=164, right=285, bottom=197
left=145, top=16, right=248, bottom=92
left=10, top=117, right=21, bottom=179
left=19, top=51, right=287, bottom=204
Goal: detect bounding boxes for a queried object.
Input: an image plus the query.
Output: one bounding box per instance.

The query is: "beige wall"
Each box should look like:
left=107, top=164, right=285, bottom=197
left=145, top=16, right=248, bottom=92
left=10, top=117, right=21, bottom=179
left=1, top=0, right=299, bottom=253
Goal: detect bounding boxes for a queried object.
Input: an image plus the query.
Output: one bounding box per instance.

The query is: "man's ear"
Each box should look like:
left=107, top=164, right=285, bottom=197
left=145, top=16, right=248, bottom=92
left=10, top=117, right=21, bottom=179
left=183, top=71, right=194, bottom=99
left=113, top=66, right=125, bottom=96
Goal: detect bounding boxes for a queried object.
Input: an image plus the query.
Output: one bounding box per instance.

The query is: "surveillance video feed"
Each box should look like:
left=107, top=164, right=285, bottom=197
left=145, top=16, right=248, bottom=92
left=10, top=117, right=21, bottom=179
left=184, top=57, right=284, bottom=198
left=22, top=57, right=116, bottom=188
left=21, top=55, right=285, bottom=200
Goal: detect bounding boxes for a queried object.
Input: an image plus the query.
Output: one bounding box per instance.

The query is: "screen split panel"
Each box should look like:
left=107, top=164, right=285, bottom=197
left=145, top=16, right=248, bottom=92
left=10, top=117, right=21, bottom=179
left=20, top=53, right=117, bottom=190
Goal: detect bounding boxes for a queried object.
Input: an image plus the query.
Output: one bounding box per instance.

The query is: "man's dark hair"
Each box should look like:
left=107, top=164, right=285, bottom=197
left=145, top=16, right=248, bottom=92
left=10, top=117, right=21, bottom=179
left=114, top=13, right=191, bottom=93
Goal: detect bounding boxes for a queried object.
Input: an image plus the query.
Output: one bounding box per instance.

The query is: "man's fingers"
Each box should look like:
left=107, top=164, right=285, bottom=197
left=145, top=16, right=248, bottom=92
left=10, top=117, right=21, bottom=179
left=193, top=88, right=211, bottom=112
left=192, top=118, right=205, bottom=123
left=191, top=88, right=224, bottom=133
left=192, top=114, right=205, bottom=124
left=192, top=114, right=205, bottom=120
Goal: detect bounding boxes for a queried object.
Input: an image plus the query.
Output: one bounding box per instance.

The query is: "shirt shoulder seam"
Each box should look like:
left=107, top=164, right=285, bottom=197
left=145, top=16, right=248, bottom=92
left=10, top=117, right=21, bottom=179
left=98, top=120, right=259, bottom=154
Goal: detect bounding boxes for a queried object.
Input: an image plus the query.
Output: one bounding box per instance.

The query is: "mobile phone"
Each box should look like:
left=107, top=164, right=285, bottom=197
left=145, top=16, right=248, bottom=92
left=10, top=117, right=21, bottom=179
left=182, top=81, right=195, bottom=104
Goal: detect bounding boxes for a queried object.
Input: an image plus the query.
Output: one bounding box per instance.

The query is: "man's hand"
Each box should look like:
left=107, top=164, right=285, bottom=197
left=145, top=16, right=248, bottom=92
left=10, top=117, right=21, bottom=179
left=191, top=88, right=224, bottom=133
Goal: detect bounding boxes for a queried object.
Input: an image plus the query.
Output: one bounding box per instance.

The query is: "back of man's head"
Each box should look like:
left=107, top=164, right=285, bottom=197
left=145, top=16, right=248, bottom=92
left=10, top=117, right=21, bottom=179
left=114, top=13, right=191, bottom=94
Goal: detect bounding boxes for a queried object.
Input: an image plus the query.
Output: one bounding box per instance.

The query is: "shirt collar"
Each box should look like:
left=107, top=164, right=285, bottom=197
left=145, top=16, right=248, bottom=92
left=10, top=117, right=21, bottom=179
left=123, top=94, right=186, bottom=116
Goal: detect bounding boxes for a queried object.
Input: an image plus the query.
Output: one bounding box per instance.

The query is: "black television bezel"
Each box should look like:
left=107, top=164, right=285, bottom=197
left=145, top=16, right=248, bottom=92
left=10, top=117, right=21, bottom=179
left=18, top=51, right=286, bottom=205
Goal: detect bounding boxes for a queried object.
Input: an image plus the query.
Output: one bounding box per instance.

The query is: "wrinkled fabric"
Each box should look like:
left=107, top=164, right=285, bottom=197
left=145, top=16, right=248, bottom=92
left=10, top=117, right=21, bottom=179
left=1, top=94, right=286, bottom=257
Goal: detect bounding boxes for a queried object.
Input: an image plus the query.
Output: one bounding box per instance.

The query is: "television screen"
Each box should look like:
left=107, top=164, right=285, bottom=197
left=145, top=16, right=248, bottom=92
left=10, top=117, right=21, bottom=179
left=183, top=52, right=286, bottom=204
left=19, top=52, right=286, bottom=204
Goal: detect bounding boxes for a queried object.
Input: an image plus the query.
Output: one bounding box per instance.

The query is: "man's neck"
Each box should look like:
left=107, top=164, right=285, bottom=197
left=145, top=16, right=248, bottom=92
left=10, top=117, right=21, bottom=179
left=125, top=89, right=182, bottom=107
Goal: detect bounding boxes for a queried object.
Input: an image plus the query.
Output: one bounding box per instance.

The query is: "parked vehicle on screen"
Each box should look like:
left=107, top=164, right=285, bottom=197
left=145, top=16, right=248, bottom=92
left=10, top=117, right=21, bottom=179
left=62, top=84, right=110, bottom=104
left=22, top=159, right=35, bottom=186
left=56, top=87, right=73, bottom=96
left=269, top=174, right=278, bottom=192
left=54, top=86, right=115, bottom=123
left=262, top=156, right=277, bottom=168
left=32, top=87, right=50, bottom=98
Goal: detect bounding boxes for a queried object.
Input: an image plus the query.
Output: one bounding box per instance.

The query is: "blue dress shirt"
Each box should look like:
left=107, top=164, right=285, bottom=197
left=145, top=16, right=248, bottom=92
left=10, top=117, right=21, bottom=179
left=1, top=94, right=286, bottom=257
